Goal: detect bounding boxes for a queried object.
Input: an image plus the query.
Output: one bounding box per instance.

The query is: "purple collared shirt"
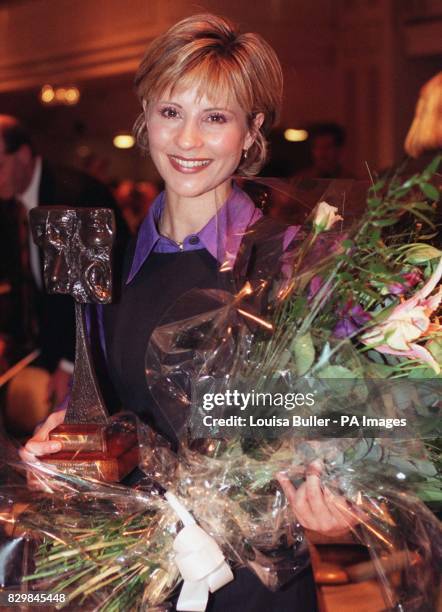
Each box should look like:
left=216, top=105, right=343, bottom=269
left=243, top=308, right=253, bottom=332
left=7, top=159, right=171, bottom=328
left=128, top=182, right=264, bottom=283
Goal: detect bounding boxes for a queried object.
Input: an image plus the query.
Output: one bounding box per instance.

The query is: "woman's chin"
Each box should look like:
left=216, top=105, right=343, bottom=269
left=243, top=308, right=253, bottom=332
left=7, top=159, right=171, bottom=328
left=167, top=178, right=217, bottom=199
left=164, top=172, right=235, bottom=201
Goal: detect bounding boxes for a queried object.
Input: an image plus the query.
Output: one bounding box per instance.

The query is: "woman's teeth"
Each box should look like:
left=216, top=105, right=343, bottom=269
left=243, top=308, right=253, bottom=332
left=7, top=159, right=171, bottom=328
left=171, top=156, right=211, bottom=168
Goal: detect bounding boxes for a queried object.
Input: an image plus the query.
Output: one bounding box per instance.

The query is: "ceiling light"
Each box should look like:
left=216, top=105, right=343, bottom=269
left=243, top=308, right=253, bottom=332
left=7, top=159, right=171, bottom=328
left=284, top=128, right=308, bottom=142
left=40, top=85, right=55, bottom=104
left=65, top=87, right=80, bottom=105
left=113, top=134, right=135, bottom=149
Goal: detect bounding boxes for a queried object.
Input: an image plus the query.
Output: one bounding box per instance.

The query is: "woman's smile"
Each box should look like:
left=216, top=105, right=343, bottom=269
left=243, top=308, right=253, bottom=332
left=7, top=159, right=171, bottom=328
left=168, top=154, right=213, bottom=173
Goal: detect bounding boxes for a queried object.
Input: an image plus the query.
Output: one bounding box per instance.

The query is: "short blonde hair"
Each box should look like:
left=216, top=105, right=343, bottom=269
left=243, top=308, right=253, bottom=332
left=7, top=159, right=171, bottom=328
left=134, top=14, right=283, bottom=176
left=404, top=72, right=442, bottom=158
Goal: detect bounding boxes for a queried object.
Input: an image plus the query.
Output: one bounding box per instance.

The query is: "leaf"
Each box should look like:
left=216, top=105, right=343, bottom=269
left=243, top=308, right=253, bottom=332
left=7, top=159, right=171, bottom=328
left=337, top=271, right=354, bottom=282
left=368, top=229, right=381, bottom=245
left=417, top=487, right=442, bottom=503
left=289, top=296, right=308, bottom=319
left=401, top=175, right=419, bottom=189
left=366, top=350, right=386, bottom=364
left=373, top=218, right=399, bottom=227
left=427, top=338, right=442, bottom=365
left=404, top=201, right=435, bottom=212
left=366, top=363, right=397, bottom=378
left=278, top=349, right=292, bottom=370
left=317, top=365, right=356, bottom=378
left=422, top=154, right=441, bottom=178
left=290, top=333, right=315, bottom=376
left=420, top=183, right=440, bottom=201
left=342, top=239, right=354, bottom=249
left=408, top=367, right=442, bottom=380
left=370, top=179, right=385, bottom=192
left=405, top=244, right=442, bottom=263
left=367, top=197, right=382, bottom=209
left=369, top=262, right=389, bottom=274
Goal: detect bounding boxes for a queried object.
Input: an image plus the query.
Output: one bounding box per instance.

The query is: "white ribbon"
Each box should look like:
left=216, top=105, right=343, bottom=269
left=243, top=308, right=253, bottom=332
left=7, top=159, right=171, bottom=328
left=165, top=491, right=234, bottom=611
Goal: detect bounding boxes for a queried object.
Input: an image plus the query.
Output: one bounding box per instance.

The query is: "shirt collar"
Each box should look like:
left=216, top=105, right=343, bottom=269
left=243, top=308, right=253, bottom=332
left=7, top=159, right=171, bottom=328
left=19, top=156, right=42, bottom=211
left=127, top=182, right=262, bottom=284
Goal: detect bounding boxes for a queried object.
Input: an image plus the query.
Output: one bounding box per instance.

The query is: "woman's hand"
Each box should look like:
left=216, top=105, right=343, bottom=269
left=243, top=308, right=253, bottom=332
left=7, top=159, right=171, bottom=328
left=19, top=409, right=66, bottom=464
left=277, top=461, right=359, bottom=537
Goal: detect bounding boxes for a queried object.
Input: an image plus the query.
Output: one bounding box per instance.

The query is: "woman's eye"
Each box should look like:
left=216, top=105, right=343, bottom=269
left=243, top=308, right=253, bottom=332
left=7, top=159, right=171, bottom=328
left=160, top=107, right=179, bottom=119
left=206, top=113, right=227, bottom=124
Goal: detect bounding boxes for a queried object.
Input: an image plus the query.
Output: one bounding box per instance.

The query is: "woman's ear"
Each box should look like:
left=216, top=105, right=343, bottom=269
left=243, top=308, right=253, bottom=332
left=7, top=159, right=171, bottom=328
left=244, top=112, right=265, bottom=150
left=142, top=100, right=148, bottom=126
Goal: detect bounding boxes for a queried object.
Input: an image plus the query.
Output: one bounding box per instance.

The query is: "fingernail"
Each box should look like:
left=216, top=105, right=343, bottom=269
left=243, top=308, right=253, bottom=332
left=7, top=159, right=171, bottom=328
left=49, top=442, right=62, bottom=452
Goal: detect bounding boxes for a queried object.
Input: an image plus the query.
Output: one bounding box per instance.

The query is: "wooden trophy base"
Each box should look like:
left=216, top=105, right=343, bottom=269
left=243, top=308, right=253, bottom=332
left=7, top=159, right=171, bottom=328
left=40, top=419, right=139, bottom=482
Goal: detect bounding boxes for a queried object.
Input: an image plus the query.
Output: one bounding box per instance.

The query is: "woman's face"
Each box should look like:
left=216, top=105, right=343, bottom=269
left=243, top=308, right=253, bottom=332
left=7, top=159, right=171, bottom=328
left=145, top=86, right=261, bottom=199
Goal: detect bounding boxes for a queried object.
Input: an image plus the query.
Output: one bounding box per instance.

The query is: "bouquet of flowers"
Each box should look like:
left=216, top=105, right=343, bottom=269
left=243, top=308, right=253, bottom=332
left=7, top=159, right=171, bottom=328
left=0, top=156, right=440, bottom=611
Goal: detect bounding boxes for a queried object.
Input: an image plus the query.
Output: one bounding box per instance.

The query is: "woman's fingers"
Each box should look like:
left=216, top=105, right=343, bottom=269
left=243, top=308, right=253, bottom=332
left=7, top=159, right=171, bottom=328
left=305, top=471, right=334, bottom=532
left=21, top=409, right=66, bottom=463
left=24, top=439, right=62, bottom=457
left=278, top=465, right=360, bottom=536
left=277, top=473, right=314, bottom=529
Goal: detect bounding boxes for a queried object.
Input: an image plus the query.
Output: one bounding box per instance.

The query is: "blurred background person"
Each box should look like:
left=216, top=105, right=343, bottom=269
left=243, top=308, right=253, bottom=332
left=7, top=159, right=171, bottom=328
left=81, top=152, right=112, bottom=185
left=0, top=115, right=129, bottom=434
left=404, top=71, right=442, bottom=167
left=293, top=123, right=354, bottom=180
left=114, top=179, right=160, bottom=235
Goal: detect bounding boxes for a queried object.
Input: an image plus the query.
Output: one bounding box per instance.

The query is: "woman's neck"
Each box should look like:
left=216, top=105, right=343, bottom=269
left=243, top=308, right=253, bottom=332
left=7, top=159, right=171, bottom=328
left=159, top=180, right=233, bottom=243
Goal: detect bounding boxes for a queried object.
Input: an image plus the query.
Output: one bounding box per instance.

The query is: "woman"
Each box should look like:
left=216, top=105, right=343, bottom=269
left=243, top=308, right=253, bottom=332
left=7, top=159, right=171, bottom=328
left=23, top=14, right=355, bottom=611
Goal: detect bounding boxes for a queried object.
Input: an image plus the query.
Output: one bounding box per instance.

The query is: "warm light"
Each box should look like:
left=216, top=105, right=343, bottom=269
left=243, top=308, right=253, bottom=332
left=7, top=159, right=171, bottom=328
left=40, top=84, right=80, bottom=106
left=284, top=128, right=308, bottom=142
left=40, top=85, right=55, bottom=103
left=65, top=87, right=80, bottom=104
left=113, top=134, right=135, bottom=149
left=55, top=87, right=66, bottom=102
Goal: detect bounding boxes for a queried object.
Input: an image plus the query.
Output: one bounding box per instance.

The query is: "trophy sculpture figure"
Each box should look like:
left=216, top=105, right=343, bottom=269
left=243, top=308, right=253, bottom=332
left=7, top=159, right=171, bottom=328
left=30, top=207, right=138, bottom=481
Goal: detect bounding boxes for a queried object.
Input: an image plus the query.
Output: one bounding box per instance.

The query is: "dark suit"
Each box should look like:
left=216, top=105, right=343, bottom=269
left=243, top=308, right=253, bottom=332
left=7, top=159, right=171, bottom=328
left=0, top=160, right=129, bottom=372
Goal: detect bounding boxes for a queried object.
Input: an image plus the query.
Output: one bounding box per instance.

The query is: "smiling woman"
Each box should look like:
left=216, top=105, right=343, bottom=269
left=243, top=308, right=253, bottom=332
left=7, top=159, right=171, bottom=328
left=144, top=88, right=258, bottom=213
left=23, top=14, right=325, bottom=612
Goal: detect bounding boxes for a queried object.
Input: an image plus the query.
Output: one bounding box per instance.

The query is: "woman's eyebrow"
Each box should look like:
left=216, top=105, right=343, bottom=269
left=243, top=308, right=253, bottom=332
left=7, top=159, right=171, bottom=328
left=157, top=101, right=233, bottom=113
left=158, top=100, right=182, bottom=107
left=204, top=107, right=232, bottom=112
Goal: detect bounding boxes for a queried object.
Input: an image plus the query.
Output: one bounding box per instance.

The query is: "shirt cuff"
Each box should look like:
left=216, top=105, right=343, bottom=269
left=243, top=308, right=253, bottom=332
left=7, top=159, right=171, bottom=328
left=58, top=359, right=74, bottom=375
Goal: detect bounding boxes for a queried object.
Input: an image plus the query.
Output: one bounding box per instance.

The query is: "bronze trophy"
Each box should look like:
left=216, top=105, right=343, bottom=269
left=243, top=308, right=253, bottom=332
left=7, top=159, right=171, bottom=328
left=29, top=207, right=138, bottom=481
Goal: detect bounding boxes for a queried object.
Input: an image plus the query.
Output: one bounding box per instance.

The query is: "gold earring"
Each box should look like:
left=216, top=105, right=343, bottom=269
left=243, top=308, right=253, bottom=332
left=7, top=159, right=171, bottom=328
left=243, top=149, right=248, bottom=159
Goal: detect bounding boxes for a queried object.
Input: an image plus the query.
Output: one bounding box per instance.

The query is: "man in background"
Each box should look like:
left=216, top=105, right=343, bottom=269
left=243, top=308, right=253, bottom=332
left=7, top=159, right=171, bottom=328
left=0, top=115, right=129, bottom=432
left=293, top=123, right=354, bottom=180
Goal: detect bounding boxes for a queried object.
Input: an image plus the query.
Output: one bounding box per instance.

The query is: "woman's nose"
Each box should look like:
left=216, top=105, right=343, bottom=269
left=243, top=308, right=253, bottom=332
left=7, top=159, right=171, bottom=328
left=175, top=118, right=203, bottom=151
